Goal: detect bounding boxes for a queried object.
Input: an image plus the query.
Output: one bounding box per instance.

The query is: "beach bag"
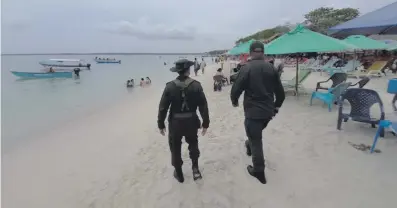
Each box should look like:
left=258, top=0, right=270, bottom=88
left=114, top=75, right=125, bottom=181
left=173, top=78, right=194, bottom=112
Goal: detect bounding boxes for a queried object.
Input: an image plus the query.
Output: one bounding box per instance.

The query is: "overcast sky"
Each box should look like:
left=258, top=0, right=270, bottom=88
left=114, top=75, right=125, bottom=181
left=1, top=0, right=396, bottom=53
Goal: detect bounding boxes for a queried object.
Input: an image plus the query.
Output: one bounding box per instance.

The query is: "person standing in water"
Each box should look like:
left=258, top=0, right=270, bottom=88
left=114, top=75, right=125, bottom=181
left=157, top=59, right=210, bottom=183
left=140, top=78, right=145, bottom=87
left=230, top=41, right=285, bottom=184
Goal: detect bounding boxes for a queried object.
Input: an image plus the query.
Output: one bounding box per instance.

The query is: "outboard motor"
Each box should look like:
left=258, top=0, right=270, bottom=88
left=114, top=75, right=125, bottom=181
left=73, top=68, right=81, bottom=77
left=87, top=63, right=91, bottom=69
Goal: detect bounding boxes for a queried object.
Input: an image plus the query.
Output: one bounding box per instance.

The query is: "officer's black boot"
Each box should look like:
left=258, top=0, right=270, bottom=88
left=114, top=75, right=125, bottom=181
left=247, top=165, right=266, bottom=184
left=245, top=140, right=252, bottom=156
left=173, top=167, right=184, bottom=183
left=192, top=160, right=202, bottom=181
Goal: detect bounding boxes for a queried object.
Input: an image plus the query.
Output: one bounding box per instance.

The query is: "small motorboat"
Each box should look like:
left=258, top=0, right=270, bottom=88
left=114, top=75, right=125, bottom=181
left=39, top=59, right=91, bottom=68
left=10, top=71, right=73, bottom=79
left=94, top=58, right=121, bottom=64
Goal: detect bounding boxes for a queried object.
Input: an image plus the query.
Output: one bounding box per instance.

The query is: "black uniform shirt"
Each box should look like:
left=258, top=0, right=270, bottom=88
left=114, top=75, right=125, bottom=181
left=157, top=75, right=210, bottom=129
left=230, top=58, right=285, bottom=119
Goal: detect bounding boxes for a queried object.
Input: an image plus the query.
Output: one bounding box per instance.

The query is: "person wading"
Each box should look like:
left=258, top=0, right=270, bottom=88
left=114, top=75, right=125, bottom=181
left=230, top=41, right=285, bottom=184
left=157, top=59, right=210, bottom=183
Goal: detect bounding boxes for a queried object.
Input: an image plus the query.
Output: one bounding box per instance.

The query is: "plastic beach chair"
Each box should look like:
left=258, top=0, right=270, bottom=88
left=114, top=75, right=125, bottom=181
left=282, top=69, right=311, bottom=95
left=310, top=82, right=351, bottom=112
left=316, top=72, right=347, bottom=91
left=337, top=88, right=385, bottom=136
left=370, top=120, right=397, bottom=153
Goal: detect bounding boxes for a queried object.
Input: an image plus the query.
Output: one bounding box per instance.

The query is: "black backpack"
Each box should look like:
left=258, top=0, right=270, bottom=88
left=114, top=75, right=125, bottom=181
left=173, top=78, right=194, bottom=112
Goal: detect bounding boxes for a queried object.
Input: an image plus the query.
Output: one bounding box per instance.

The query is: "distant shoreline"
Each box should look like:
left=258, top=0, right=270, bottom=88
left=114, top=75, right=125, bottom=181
left=1, top=52, right=208, bottom=56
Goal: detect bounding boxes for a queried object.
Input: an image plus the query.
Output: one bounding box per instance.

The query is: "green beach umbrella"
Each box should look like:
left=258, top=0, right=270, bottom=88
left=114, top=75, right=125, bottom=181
left=228, top=39, right=256, bottom=55
left=265, top=24, right=356, bottom=55
left=264, top=24, right=356, bottom=95
left=343, top=35, right=389, bottom=50
left=228, top=44, right=242, bottom=55
left=388, top=44, right=397, bottom=51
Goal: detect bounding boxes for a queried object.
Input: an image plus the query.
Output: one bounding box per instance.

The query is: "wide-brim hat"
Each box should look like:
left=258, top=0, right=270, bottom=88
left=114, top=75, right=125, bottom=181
left=170, top=59, right=195, bottom=72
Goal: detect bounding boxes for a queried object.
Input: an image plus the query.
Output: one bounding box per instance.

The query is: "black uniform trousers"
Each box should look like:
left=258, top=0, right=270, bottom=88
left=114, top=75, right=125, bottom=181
left=244, top=118, right=271, bottom=172
left=168, top=117, right=200, bottom=168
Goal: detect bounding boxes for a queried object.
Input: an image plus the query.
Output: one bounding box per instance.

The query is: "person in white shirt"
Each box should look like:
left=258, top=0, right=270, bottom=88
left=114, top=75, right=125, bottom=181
left=200, top=58, right=206, bottom=74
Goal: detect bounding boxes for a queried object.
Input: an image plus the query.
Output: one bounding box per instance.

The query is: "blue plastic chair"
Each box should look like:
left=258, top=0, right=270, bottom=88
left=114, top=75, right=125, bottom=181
left=370, top=120, right=397, bottom=153
left=387, top=78, right=397, bottom=111
left=310, top=82, right=351, bottom=112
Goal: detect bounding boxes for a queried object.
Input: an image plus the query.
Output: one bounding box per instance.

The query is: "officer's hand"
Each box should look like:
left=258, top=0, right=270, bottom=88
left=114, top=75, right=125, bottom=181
left=273, top=108, right=280, bottom=118
left=201, top=128, right=207, bottom=136
left=159, top=128, right=166, bottom=136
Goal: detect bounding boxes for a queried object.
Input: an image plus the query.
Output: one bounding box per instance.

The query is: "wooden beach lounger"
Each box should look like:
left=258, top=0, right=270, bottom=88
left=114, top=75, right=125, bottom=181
left=347, top=61, right=388, bottom=79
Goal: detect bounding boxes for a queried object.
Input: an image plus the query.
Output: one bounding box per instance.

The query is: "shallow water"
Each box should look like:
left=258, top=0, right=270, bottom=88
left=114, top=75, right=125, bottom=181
left=1, top=54, right=212, bottom=151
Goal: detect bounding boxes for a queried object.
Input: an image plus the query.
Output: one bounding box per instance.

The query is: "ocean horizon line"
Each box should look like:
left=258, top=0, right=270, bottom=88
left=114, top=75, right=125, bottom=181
left=1, top=52, right=209, bottom=56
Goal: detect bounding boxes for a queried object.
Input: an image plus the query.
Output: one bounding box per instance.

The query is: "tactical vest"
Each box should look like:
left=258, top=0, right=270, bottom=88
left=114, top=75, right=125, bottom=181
left=173, top=78, right=194, bottom=112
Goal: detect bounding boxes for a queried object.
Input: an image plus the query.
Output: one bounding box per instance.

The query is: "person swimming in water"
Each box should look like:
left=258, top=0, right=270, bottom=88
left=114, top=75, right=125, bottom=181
left=140, top=78, right=146, bottom=87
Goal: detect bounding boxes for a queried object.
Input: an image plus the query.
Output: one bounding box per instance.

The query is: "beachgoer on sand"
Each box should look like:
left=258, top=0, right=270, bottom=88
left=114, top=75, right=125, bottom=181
left=194, top=58, right=200, bottom=76
left=200, top=58, right=206, bottom=74
left=157, top=59, right=210, bottom=183
left=231, top=41, right=285, bottom=184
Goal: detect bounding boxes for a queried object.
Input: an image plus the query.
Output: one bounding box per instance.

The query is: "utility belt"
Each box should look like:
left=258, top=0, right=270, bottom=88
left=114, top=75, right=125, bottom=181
left=172, top=112, right=195, bottom=119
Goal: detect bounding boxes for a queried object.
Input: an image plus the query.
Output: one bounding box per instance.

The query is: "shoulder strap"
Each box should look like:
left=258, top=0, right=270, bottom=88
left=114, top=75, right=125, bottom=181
left=172, top=78, right=195, bottom=111
left=173, top=78, right=194, bottom=88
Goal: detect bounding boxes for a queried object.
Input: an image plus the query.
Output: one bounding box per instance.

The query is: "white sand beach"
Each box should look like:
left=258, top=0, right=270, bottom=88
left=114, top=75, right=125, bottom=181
left=3, top=62, right=397, bottom=208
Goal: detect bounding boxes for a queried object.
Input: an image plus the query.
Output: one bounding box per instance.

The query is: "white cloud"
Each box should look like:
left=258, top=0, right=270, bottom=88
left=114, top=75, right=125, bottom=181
left=101, top=18, right=196, bottom=40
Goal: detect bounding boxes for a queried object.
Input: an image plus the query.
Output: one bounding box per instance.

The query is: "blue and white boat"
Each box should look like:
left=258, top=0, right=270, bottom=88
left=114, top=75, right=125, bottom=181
left=39, top=59, right=91, bottom=68
left=10, top=71, right=73, bottom=79
left=94, top=58, right=121, bottom=64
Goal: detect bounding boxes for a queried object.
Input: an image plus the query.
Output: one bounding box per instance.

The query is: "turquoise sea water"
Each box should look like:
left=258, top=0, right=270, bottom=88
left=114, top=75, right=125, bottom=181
left=1, top=54, right=211, bottom=151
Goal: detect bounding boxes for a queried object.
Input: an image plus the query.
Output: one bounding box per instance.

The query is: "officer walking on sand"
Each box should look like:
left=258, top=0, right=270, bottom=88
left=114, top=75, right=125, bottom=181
left=157, top=59, right=210, bottom=183
left=230, top=41, right=285, bottom=184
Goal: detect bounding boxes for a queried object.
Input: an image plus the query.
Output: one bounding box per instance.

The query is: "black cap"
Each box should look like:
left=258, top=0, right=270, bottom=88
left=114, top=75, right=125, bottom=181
left=250, top=41, right=264, bottom=53
left=170, top=59, right=195, bottom=72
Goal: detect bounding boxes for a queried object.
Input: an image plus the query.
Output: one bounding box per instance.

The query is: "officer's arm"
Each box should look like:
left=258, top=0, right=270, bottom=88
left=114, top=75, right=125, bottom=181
left=197, top=84, right=210, bottom=128
left=230, top=66, right=248, bottom=105
left=157, top=84, right=171, bottom=129
left=273, top=70, right=285, bottom=108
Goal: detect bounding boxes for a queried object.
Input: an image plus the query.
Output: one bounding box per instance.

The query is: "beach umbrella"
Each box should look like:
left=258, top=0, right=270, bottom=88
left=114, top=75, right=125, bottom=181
left=228, top=39, right=256, bottom=55
left=343, top=35, right=389, bottom=50
left=389, top=44, right=397, bottom=51
left=227, top=44, right=242, bottom=55
left=234, top=39, right=256, bottom=54
left=328, top=2, right=397, bottom=36
left=265, top=24, right=357, bottom=94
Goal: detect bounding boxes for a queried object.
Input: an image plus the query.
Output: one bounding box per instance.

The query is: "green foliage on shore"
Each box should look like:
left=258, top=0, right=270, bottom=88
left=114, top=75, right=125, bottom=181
left=206, top=49, right=228, bottom=56
left=305, top=7, right=360, bottom=34
left=236, top=7, right=360, bottom=44
left=236, top=25, right=290, bottom=44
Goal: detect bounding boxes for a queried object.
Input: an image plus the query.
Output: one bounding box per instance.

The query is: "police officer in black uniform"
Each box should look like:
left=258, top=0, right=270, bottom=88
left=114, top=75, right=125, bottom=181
left=231, top=41, right=285, bottom=184
left=157, top=59, right=210, bottom=183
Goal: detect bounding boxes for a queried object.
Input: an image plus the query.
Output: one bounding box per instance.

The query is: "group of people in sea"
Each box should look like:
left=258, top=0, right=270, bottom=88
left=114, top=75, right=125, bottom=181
left=126, top=77, right=151, bottom=88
